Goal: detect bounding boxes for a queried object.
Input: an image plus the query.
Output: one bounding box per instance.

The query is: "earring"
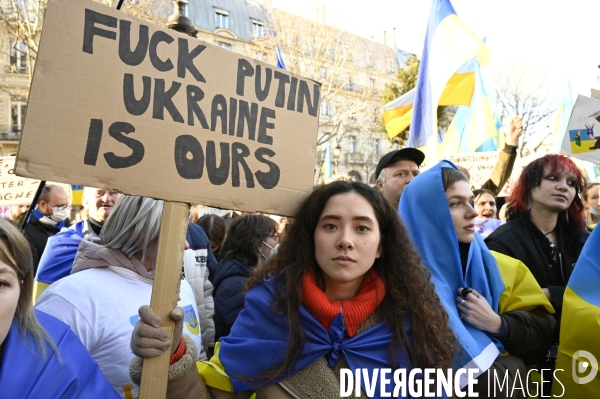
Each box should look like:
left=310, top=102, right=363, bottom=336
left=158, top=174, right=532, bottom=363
left=527, top=197, right=532, bottom=211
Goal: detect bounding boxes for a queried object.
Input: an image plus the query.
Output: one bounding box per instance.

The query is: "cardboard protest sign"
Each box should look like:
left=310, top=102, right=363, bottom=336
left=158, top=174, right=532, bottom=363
left=16, top=0, right=320, bottom=216
left=560, top=95, right=600, bottom=164
left=0, top=156, right=41, bottom=206
left=440, top=151, right=499, bottom=189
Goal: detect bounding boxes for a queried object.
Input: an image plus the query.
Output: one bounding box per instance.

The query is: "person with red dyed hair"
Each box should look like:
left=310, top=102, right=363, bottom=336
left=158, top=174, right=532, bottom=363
left=485, top=154, right=588, bottom=375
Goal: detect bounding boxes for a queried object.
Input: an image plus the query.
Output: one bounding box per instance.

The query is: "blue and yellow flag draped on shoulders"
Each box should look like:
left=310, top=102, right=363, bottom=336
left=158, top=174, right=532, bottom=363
left=0, top=310, right=119, bottom=398
left=399, top=161, right=553, bottom=387
left=553, top=227, right=600, bottom=397
left=197, top=276, right=436, bottom=398
left=406, top=0, right=490, bottom=165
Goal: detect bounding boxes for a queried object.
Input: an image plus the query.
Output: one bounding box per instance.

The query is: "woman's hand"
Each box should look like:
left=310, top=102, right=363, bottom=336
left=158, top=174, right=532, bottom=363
left=130, top=305, right=184, bottom=358
left=456, top=288, right=503, bottom=334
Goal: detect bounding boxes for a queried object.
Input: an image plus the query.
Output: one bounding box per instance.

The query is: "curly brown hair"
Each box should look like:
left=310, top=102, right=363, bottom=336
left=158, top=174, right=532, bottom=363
left=246, top=181, right=456, bottom=383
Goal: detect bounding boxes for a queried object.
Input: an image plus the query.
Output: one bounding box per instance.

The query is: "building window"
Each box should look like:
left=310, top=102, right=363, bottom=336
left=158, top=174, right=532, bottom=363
left=252, top=21, right=265, bottom=38
left=215, top=10, right=229, bottom=29
left=348, top=136, right=357, bottom=153
left=371, top=107, right=378, bottom=122
left=11, top=97, right=27, bottom=132
left=320, top=101, right=329, bottom=117
left=372, top=138, right=380, bottom=155
left=387, top=59, right=396, bottom=74
left=9, top=41, right=27, bottom=73
left=345, top=77, right=352, bottom=91
left=218, top=42, right=231, bottom=50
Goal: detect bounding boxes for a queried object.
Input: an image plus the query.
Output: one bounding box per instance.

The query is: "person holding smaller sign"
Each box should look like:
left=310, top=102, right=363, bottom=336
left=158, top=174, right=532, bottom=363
left=128, top=181, right=456, bottom=398
left=35, top=195, right=204, bottom=399
left=0, top=219, right=119, bottom=398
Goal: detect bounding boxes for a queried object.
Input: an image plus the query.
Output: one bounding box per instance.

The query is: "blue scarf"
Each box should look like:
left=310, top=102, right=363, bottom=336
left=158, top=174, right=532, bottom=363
left=217, top=276, right=429, bottom=398
left=399, top=161, right=504, bottom=383
left=0, top=310, right=119, bottom=398
left=32, top=208, right=66, bottom=229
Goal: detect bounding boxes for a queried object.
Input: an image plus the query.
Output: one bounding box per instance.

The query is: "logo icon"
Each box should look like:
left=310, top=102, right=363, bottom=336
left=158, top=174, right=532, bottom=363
left=572, top=350, right=598, bottom=384
left=183, top=304, right=199, bottom=335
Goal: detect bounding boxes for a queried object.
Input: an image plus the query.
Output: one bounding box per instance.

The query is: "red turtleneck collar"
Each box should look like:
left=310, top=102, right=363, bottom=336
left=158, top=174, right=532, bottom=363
left=302, top=268, right=385, bottom=337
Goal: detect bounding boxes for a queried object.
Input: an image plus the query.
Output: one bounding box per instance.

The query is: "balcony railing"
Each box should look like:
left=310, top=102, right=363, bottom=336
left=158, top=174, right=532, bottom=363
left=0, top=125, right=22, bottom=141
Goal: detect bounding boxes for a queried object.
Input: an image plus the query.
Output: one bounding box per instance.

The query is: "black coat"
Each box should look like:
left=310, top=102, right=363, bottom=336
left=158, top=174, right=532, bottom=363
left=24, top=218, right=61, bottom=276
left=212, top=258, right=253, bottom=342
left=485, top=214, right=588, bottom=341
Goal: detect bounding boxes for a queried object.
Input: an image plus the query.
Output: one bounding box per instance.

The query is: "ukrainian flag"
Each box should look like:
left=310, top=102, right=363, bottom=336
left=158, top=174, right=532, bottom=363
left=553, top=80, right=574, bottom=153
left=553, top=227, right=600, bottom=397
left=408, top=0, right=490, bottom=164
left=439, top=57, right=498, bottom=155
left=383, top=70, right=476, bottom=139
left=321, top=143, right=332, bottom=181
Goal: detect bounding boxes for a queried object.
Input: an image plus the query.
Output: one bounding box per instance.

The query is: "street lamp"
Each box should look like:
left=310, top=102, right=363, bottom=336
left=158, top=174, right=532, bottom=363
left=332, top=144, right=342, bottom=175
left=166, top=0, right=197, bottom=37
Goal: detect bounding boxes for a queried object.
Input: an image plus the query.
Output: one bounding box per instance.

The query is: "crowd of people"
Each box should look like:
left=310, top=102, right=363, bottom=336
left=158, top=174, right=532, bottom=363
left=1, top=126, right=599, bottom=398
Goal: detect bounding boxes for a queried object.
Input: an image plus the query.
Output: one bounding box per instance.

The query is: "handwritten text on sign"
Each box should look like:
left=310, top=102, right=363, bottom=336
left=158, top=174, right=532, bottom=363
left=16, top=0, right=320, bottom=216
left=0, top=157, right=40, bottom=206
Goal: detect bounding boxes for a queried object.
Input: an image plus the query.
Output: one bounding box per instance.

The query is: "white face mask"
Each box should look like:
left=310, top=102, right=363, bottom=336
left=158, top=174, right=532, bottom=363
left=589, top=207, right=600, bottom=216
left=49, top=206, right=68, bottom=222
left=261, top=241, right=279, bottom=261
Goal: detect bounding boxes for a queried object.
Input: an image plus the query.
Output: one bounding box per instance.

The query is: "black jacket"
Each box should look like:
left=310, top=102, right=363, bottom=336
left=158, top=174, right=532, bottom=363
left=24, top=218, right=61, bottom=276
left=486, top=214, right=588, bottom=341
left=212, top=258, right=253, bottom=342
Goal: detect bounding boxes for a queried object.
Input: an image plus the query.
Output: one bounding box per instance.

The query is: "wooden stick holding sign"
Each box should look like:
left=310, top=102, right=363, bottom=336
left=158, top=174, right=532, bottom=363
left=139, top=201, right=191, bottom=398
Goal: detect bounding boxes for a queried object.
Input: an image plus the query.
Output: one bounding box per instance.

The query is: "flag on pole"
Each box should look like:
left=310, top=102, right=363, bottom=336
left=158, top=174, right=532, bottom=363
left=383, top=71, right=476, bottom=139
left=553, top=80, right=574, bottom=153
left=408, top=0, right=490, bottom=165
left=275, top=46, right=286, bottom=70
left=321, top=143, right=332, bottom=181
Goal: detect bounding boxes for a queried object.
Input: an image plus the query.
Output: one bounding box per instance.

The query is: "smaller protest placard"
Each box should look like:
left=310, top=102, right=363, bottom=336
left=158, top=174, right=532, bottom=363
left=0, top=156, right=41, bottom=206
left=560, top=95, right=600, bottom=164
left=439, top=151, right=499, bottom=189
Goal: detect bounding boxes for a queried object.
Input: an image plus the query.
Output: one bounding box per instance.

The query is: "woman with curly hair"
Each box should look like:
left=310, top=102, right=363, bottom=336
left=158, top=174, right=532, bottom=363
left=400, top=161, right=554, bottom=398
left=485, top=154, right=589, bottom=373
left=129, top=181, right=456, bottom=398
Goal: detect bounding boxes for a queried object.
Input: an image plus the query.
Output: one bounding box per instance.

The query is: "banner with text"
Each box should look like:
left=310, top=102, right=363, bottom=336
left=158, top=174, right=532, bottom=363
left=0, top=156, right=40, bottom=206
left=16, top=0, right=320, bottom=216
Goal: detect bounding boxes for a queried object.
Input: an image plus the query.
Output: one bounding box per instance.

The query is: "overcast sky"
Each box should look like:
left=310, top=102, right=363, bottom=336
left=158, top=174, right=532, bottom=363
left=270, top=0, right=599, bottom=100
